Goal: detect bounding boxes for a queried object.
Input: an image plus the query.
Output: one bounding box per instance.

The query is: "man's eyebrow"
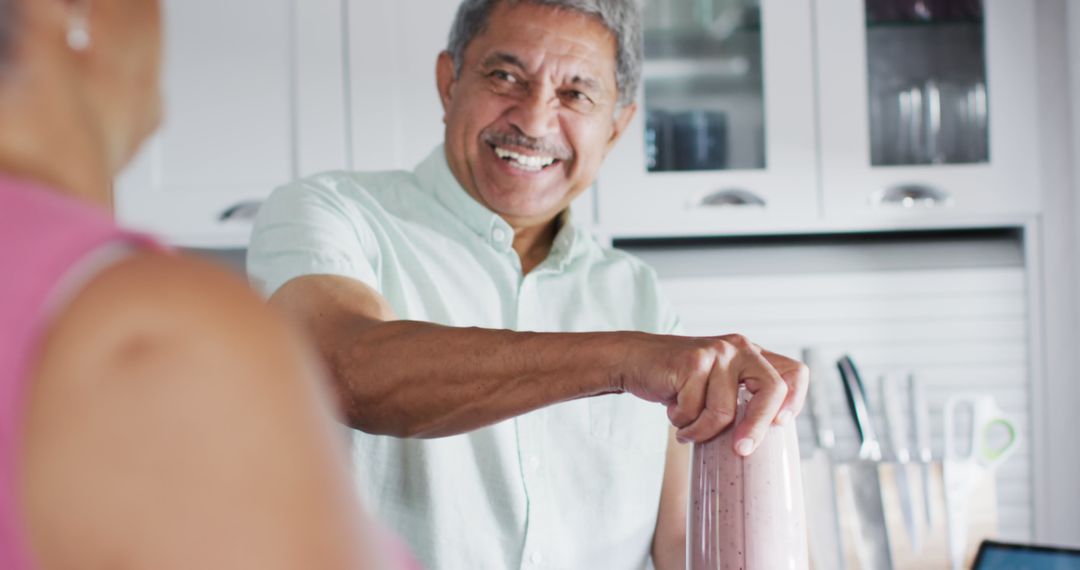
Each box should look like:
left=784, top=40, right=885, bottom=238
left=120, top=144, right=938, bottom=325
left=480, top=52, right=528, bottom=70
left=569, top=75, right=602, bottom=92
left=480, top=52, right=606, bottom=93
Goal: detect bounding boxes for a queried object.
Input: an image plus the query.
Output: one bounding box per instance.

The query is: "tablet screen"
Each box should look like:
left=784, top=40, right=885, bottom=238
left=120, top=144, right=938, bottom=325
left=974, top=541, right=1080, bottom=570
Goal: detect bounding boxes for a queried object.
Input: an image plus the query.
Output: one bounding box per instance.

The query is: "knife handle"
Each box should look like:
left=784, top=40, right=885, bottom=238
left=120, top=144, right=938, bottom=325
left=909, top=373, right=932, bottom=463
left=838, top=355, right=882, bottom=461
left=880, top=373, right=911, bottom=463
left=802, top=347, right=835, bottom=450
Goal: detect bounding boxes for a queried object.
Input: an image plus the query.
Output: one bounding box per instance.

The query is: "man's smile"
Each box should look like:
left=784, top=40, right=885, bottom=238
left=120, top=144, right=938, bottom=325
left=491, top=144, right=561, bottom=172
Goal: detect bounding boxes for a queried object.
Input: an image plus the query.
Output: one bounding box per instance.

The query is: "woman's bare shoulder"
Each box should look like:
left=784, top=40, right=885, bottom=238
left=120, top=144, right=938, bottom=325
left=49, top=251, right=313, bottom=386
left=20, top=251, right=369, bottom=569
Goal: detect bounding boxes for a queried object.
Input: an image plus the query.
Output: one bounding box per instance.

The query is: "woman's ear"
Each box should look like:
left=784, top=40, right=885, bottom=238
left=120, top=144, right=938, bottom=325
left=49, top=0, right=94, bottom=52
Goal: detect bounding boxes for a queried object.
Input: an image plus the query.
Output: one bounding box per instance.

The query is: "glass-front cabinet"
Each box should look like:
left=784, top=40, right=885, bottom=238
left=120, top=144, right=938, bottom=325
left=598, top=0, right=818, bottom=237
left=816, top=0, right=1039, bottom=220
left=598, top=0, right=1040, bottom=239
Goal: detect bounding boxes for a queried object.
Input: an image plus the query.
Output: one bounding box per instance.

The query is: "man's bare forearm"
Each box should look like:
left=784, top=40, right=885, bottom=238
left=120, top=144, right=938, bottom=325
left=324, top=319, right=630, bottom=437
left=271, top=273, right=807, bottom=446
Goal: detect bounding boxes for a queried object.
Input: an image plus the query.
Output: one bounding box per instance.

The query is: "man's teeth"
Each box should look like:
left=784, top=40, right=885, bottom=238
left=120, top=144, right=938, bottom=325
left=494, top=147, right=556, bottom=171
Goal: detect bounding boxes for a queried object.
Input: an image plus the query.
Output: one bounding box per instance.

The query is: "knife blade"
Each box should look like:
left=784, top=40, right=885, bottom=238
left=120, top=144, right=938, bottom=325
left=801, top=348, right=845, bottom=570
left=880, top=373, right=920, bottom=554
left=807, top=347, right=836, bottom=451
left=837, top=355, right=893, bottom=570
left=909, top=373, right=934, bottom=531
left=838, top=356, right=881, bottom=462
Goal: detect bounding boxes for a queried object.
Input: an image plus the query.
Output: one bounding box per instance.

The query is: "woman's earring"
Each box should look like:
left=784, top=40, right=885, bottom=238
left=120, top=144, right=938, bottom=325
left=67, top=13, right=91, bottom=52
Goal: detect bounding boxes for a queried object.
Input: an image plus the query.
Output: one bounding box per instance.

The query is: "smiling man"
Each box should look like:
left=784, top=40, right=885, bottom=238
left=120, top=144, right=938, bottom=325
left=247, top=1, right=808, bottom=569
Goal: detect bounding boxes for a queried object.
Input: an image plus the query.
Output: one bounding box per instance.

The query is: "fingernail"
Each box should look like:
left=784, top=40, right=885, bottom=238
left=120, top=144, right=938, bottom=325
left=736, top=438, right=755, bottom=456
left=777, top=410, right=793, bottom=425
left=677, top=435, right=689, bottom=445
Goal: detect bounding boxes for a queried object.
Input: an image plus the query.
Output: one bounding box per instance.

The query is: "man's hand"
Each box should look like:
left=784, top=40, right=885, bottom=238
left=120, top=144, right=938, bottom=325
left=615, top=333, right=809, bottom=456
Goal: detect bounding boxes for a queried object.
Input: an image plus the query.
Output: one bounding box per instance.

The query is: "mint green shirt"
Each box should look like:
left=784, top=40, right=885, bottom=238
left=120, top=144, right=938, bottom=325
left=247, top=146, right=680, bottom=570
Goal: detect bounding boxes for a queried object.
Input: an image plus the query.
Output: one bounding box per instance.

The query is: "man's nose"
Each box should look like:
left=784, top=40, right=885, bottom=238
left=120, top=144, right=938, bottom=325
left=506, top=88, right=559, bottom=141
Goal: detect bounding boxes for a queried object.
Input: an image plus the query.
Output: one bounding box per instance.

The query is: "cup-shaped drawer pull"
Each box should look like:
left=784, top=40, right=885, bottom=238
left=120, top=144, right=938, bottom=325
left=219, top=200, right=263, bottom=222
left=871, top=184, right=953, bottom=208
left=694, top=188, right=767, bottom=209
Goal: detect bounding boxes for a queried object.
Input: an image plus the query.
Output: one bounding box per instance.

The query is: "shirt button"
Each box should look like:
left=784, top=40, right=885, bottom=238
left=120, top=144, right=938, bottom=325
left=492, top=227, right=507, bottom=242
left=530, top=552, right=543, bottom=565
left=529, top=456, right=540, bottom=470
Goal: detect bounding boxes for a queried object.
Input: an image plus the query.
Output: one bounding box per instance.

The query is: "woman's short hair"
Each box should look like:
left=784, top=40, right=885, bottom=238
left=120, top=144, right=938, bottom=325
left=0, top=0, right=15, bottom=69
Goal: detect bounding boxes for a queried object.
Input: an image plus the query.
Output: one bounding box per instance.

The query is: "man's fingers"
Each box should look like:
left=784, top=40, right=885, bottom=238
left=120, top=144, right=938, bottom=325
left=667, top=370, right=707, bottom=429
left=662, top=338, right=801, bottom=450
left=675, top=360, right=737, bottom=443
left=762, top=349, right=810, bottom=423
left=732, top=351, right=789, bottom=455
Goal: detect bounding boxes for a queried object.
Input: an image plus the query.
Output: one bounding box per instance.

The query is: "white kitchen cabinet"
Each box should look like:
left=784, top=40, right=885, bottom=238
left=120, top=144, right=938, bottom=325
left=115, top=0, right=1046, bottom=246
left=816, top=0, right=1041, bottom=222
left=597, top=0, right=1042, bottom=239
left=598, top=0, right=819, bottom=237
left=115, top=0, right=348, bottom=248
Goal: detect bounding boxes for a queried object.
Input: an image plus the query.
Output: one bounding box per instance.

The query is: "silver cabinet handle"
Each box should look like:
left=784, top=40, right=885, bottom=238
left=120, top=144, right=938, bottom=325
left=871, top=184, right=953, bottom=208
left=694, top=188, right=767, bottom=208
left=219, top=200, right=263, bottom=222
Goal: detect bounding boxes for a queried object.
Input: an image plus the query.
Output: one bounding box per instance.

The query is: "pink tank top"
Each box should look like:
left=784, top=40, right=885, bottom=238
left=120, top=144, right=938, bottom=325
left=0, top=176, right=157, bottom=569
left=0, top=176, right=422, bottom=570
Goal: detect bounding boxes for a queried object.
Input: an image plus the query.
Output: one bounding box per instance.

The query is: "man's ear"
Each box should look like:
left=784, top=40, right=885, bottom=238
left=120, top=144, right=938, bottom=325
left=605, top=102, right=638, bottom=153
left=436, top=51, right=457, bottom=124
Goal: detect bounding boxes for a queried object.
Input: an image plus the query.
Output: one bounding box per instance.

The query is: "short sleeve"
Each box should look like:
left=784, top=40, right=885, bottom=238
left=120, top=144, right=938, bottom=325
left=659, top=293, right=683, bottom=336
left=646, top=266, right=684, bottom=336
left=617, top=253, right=684, bottom=336
left=246, top=176, right=381, bottom=299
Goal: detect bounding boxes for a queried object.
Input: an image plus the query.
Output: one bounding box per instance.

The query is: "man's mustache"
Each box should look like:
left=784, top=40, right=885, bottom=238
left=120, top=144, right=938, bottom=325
left=481, top=129, right=572, bottom=161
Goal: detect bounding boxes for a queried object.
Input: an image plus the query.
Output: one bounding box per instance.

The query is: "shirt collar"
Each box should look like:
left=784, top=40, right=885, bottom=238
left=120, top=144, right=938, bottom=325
left=414, top=145, right=588, bottom=267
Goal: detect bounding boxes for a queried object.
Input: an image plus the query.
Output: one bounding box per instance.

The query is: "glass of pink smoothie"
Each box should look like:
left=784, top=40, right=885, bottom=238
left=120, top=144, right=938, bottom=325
left=687, top=390, right=809, bottom=569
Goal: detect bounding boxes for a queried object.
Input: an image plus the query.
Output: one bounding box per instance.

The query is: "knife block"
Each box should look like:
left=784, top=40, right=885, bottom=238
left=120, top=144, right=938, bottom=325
left=809, top=461, right=999, bottom=570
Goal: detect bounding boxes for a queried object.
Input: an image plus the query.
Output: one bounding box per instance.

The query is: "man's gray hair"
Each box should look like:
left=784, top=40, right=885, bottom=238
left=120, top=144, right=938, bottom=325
left=447, top=0, right=643, bottom=108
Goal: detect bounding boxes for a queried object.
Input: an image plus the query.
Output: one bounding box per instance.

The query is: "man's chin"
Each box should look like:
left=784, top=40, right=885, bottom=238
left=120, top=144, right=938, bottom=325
left=480, top=195, right=566, bottom=226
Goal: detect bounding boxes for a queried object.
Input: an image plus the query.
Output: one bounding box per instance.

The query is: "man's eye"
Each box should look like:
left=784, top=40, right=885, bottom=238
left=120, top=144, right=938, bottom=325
left=562, top=90, right=594, bottom=107
left=491, top=70, right=517, bottom=84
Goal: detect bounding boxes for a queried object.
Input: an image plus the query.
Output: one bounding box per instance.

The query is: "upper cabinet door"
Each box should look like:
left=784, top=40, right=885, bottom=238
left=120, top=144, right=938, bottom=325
left=597, top=0, right=818, bottom=238
left=816, top=0, right=1040, bottom=221
left=347, top=1, right=458, bottom=172
left=116, top=0, right=347, bottom=248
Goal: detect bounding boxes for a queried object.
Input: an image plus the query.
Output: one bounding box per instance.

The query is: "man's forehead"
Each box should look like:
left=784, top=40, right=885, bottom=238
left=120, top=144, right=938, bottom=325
left=471, top=3, right=618, bottom=79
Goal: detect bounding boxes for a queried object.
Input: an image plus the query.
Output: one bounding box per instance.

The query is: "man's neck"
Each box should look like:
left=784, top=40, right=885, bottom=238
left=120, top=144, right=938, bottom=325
left=511, top=214, right=561, bottom=275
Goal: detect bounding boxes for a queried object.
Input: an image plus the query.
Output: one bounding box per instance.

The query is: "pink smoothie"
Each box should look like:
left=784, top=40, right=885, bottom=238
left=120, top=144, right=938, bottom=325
left=688, top=393, right=808, bottom=570
left=688, top=408, right=745, bottom=568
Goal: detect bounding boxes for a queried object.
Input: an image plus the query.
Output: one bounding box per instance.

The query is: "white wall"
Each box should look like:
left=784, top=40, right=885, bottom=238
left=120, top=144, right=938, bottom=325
left=1034, top=0, right=1080, bottom=547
